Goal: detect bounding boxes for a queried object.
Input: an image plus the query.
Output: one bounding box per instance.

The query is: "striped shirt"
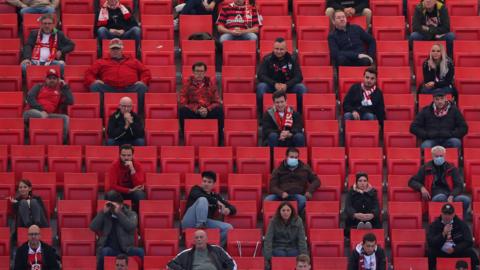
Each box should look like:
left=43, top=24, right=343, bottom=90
left=216, top=2, right=260, bottom=30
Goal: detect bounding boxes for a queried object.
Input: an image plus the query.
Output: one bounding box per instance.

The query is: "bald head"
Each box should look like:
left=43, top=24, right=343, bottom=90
left=194, top=230, right=208, bottom=249
left=119, top=97, right=133, bottom=114
left=28, top=225, right=41, bottom=248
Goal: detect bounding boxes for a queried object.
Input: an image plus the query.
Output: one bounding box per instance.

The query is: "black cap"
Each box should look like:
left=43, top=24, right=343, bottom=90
left=105, top=190, right=124, bottom=204
left=432, top=88, right=447, bottom=97
left=455, top=260, right=468, bottom=269
left=441, top=203, right=455, bottom=215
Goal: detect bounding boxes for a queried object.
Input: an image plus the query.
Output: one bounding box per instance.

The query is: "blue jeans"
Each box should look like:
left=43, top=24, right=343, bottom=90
left=257, top=82, right=307, bottom=113
left=23, top=109, right=69, bottom=143
left=181, top=197, right=233, bottom=246
left=97, top=26, right=141, bottom=43
left=264, top=194, right=307, bottom=214
left=219, top=33, right=258, bottom=43
left=272, top=247, right=300, bottom=257
left=97, top=246, right=144, bottom=270
left=432, top=193, right=471, bottom=218
left=420, top=138, right=462, bottom=149
left=267, top=132, right=305, bottom=148
left=344, top=112, right=376, bottom=121
left=20, top=6, right=55, bottom=15
left=106, top=137, right=145, bottom=146
left=409, top=31, right=455, bottom=56
left=182, top=0, right=211, bottom=14
left=90, top=82, right=147, bottom=116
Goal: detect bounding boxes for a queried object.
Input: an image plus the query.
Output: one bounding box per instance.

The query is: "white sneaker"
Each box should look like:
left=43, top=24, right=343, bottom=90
left=357, top=222, right=367, bottom=229
left=364, top=221, right=372, bottom=229
left=173, top=18, right=179, bottom=31
left=175, top=3, right=186, bottom=13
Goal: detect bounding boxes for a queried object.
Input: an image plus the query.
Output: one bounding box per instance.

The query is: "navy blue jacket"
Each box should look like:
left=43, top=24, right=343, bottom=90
left=328, top=24, right=376, bottom=63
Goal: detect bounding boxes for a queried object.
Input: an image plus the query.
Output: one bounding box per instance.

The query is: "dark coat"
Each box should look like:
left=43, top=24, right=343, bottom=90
left=107, top=109, right=145, bottom=142
left=269, top=160, right=321, bottom=196
left=167, top=244, right=237, bottom=270
left=14, top=241, right=60, bottom=270
left=422, top=59, right=454, bottom=89
left=262, top=106, right=304, bottom=145
left=412, top=1, right=451, bottom=40
left=95, top=7, right=138, bottom=31
left=257, top=52, right=303, bottom=88
left=263, top=216, right=308, bottom=260
left=185, top=185, right=236, bottom=219
left=326, top=0, right=369, bottom=11
left=328, top=24, right=376, bottom=63
left=342, top=83, right=385, bottom=125
left=23, top=29, right=75, bottom=60
left=408, top=160, right=463, bottom=197
left=427, top=216, right=473, bottom=255
left=348, top=244, right=386, bottom=270
left=344, top=184, right=381, bottom=227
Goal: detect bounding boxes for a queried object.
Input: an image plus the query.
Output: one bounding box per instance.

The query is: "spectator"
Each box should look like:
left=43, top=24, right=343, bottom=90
left=343, top=67, right=385, bottom=125
left=410, top=0, right=455, bottom=56
left=216, top=0, right=260, bottom=43
left=182, top=171, right=236, bottom=246
left=409, top=146, right=470, bottom=218
left=257, top=37, right=307, bottom=113
left=167, top=229, right=237, bottom=270
left=7, top=0, right=57, bottom=15
left=108, top=144, right=145, bottom=212
left=90, top=190, right=144, bottom=270
left=179, top=62, right=223, bottom=142
left=420, top=43, right=456, bottom=97
left=325, top=0, right=372, bottom=27
left=328, top=10, right=376, bottom=66
left=21, top=13, right=75, bottom=74
left=7, top=179, right=48, bottom=228
left=264, top=202, right=308, bottom=269
left=23, top=68, right=73, bottom=144
left=265, top=147, right=321, bottom=213
left=345, top=172, right=381, bottom=233
left=115, top=254, right=128, bottom=270
left=96, top=0, right=140, bottom=43
left=427, top=203, right=479, bottom=270
left=295, top=254, right=312, bottom=270
left=85, top=38, right=151, bottom=115
left=262, top=91, right=305, bottom=147
left=455, top=260, right=469, bottom=270
left=348, top=233, right=386, bottom=270
left=14, top=225, right=60, bottom=270
left=107, top=96, right=145, bottom=146
left=177, top=0, right=221, bottom=15
left=410, top=88, right=468, bottom=148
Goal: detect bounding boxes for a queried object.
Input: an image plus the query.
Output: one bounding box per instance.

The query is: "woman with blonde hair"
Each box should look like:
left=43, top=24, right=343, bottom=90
left=420, top=43, right=456, bottom=98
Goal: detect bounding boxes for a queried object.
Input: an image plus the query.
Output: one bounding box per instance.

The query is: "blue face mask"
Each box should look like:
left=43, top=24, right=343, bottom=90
left=434, top=156, right=445, bottom=166
left=287, top=158, right=298, bottom=167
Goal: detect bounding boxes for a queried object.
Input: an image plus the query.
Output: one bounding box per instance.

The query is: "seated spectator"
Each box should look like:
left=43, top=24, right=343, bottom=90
left=216, top=0, right=260, bottom=43
left=85, top=38, right=151, bottom=115
left=257, top=37, right=307, bottom=113
left=167, top=230, right=237, bottom=270
left=115, top=254, right=128, bottom=270
left=410, top=88, right=468, bottom=148
left=409, top=146, right=470, bottom=218
left=328, top=10, right=376, bottom=66
left=182, top=171, right=236, bottom=246
left=90, top=190, right=144, bottom=270
left=107, top=97, right=145, bottom=146
left=264, top=202, right=308, bottom=269
left=343, top=67, right=385, bottom=125
left=262, top=91, right=305, bottom=147
left=348, top=233, right=386, bottom=270
left=325, top=0, right=372, bottom=27
left=96, top=0, right=140, bottom=43
left=345, top=172, right=381, bottom=233
left=265, top=147, right=321, bottom=213
left=108, top=144, right=145, bottom=212
left=456, top=260, right=469, bottom=270
left=176, top=0, right=221, bottom=15
left=295, top=254, right=312, bottom=270
left=410, top=0, right=455, bottom=56
left=8, top=179, right=48, bottom=228
left=420, top=43, right=456, bottom=97
left=24, top=68, right=73, bottom=144
left=7, top=0, right=57, bottom=15
left=427, top=203, right=479, bottom=270
left=21, top=13, right=75, bottom=74
left=14, top=225, right=60, bottom=270
left=179, top=62, right=223, bottom=142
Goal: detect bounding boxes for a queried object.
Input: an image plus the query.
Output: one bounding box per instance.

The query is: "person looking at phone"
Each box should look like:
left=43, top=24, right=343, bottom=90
left=108, top=144, right=145, bottom=212
left=90, top=190, right=144, bottom=270
left=107, top=96, right=145, bottom=146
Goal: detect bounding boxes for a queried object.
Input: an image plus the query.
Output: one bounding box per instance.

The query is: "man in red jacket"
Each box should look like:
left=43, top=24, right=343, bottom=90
left=108, top=144, right=145, bottom=212
left=85, top=38, right=151, bottom=115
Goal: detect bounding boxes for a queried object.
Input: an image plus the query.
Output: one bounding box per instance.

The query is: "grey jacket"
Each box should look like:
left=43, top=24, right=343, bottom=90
left=89, top=205, right=138, bottom=254
left=263, top=216, right=308, bottom=260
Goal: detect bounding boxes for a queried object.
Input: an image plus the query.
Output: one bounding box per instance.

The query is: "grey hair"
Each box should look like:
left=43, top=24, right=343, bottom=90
left=431, top=145, right=446, bottom=155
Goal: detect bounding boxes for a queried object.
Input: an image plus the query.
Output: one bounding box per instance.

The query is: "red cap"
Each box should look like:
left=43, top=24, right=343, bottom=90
left=46, top=69, right=59, bottom=78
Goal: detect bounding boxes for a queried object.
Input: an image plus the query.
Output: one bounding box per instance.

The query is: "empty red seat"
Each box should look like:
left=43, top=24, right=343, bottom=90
left=0, top=172, right=14, bottom=205
left=388, top=201, right=423, bottom=233
left=297, top=40, right=330, bottom=66
left=47, top=145, right=82, bottom=186
left=61, top=0, right=94, bottom=14
left=224, top=200, right=258, bottom=228
left=305, top=201, right=340, bottom=229
left=160, top=146, right=195, bottom=183
left=313, top=257, right=348, bottom=270
left=386, top=148, right=421, bottom=175
left=144, top=93, right=177, bottom=119
left=391, top=229, right=426, bottom=258
left=64, top=65, right=90, bottom=92
left=302, top=66, right=334, bottom=93
left=384, top=94, right=415, bottom=121
left=393, top=257, right=428, bottom=270
left=256, top=0, right=288, bottom=16
left=62, top=14, right=95, bottom=39
left=309, top=228, right=344, bottom=257
left=454, top=41, right=480, bottom=67
left=145, top=173, right=180, bottom=212
left=224, top=119, right=257, bottom=147
left=179, top=15, right=212, bottom=42
left=472, top=202, right=480, bottom=245
left=222, top=40, right=257, bottom=66
left=141, top=15, right=174, bottom=40
left=139, top=200, right=174, bottom=237
left=182, top=40, right=215, bottom=66
left=26, top=65, right=61, bottom=90
left=0, top=38, right=20, bottom=65
left=462, top=148, right=480, bottom=192
left=310, top=147, right=346, bottom=181
left=270, top=257, right=296, bottom=270
left=303, top=94, right=336, bottom=120
left=234, top=257, right=265, bottom=270
left=29, top=118, right=63, bottom=145
left=292, top=0, right=325, bottom=19
left=338, top=67, right=365, bottom=99
left=148, top=65, right=177, bottom=93
left=388, top=174, right=421, bottom=202
left=311, top=175, right=342, bottom=201
left=1, top=118, right=24, bottom=145
left=456, top=67, right=480, bottom=95
left=0, top=13, right=17, bottom=38
left=377, top=66, right=411, bottom=94
left=66, top=39, right=97, bottom=65
left=0, top=146, right=6, bottom=173
left=133, top=146, right=157, bottom=173
left=0, top=92, right=23, bottom=117
left=62, top=256, right=97, bottom=270
left=383, top=121, right=417, bottom=148
left=184, top=119, right=218, bottom=148
left=227, top=173, right=262, bottom=208
left=295, top=16, right=330, bottom=41
left=68, top=92, right=100, bottom=118
left=464, top=121, right=480, bottom=148
left=0, top=200, right=6, bottom=226
left=260, top=16, right=292, bottom=40
left=460, top=95, right=480, bottom=122
left=372, top=16, right=405, bottom=40
left=143, top=256, right=173, bottom=270
left=227, top=229, right=262, bottom=257
left=223, top=93, right=256, bottom=119
left=222, top=66, right=255, bottom=93
left=85, top=146, right=118, bottom=188
left=348, top=147, right=383, bottom=175
left=345, top=121, right=380, bottom=148
left=58, top=200, right=92, bottom=229
left=145, top=119, right=179, bottom=146
left=139, top=0, right=172, bottom=14
left=370, top=0, right=402, bottom=15
left=11, top=145, right=45, bottom=180
left=198, top=146, right=233, bottom=185
left=305, top=120, right=339, bottom=147
left=236, top=147, right=271, bottom=188
left=63, top=173, right=99, bottom=211
left=0, top=65, right=21, bottom=91
left=451, top=16, right=480, bottom=40
left=141, top=40, right=174, bottom=66
left=69, top=118, right=103, bottom=146
left=376, top=40, right=409, bottom=67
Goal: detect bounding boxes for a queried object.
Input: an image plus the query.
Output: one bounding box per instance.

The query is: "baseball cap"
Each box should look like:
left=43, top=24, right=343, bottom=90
left=432, top=88, right=447, bottom=97
left=109, top=38, right=124, bottom=49
left=441, top=203, right=455, bottom=215
left=46, top=69, right=59, bottom=78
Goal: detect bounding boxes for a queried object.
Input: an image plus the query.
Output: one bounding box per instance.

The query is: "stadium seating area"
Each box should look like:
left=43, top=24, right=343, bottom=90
left=1, top=0, right=480, bottom=269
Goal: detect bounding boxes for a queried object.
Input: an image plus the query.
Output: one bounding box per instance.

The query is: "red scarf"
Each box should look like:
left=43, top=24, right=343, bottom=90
left=433, top=100, right=451, bottom=117
left=31, top=30, right=58, bottom=64
left=274, top=107, right=293, bottom=130
left=28, top=244, right=43, bottom=269
left=97, top=0, right=131, bottom=26
left=361, top=83, right=376, bottom=103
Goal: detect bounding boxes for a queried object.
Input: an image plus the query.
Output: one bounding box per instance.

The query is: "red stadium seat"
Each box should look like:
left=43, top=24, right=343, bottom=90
left=26, top=65, right=61, bottom=90
left=1, top=118, right=24, bottom=145
left=58, top=200, right=92, bottom=228
left=0, top=66, right=21, bottom=91
left=66, top=39, right=97, bottom=65
left=271, top=257, right=297, bottom=270
left=338, top=67, right=365, bottom=99
left=184, top=228, right=220, bottom=246
left=305, top=120, right=339, bottom=147
left=256, top=0, right=288, bottom=16
left=383, top=121, right=417, bottom=148
left=350, top=229, right=385, bottom=250
left=462, top=148, right=480, bottom=192
left=348, top=147, right=383, bottom=175
left=69, top=118, right=103, bottom=146
left=223, top=93, right=256, bottom=119
left=23, top=14, right=43, bottom=40
left=297, top=40, right=330, bottom=66
left=455, top=67, right=480, bottom=95
left=464, top=121, right=480, bottom=148
left=295, top=16, right=330, bottom=41
left=301, top=66, right=334, bottom=93
left=179, top=15, right=212, bottom=42
left=0, top=13, right=17, bottom=38
left=309, top=228, right=344, bottom=257
left=222, top=66, right=255, bottom=93
left=144, top=93, right=177, bottom=119
left=450, top=16, right=480, bottom=40
left=141, top=15, right=174, bottom=40
left=145, top=119, right=179, bottom=146
left=22, top=171, right=56, bottom=214
left=184, top=119, right=219, bottom=148
left=64, top=65, right=90, bottom=92
left=312, top=175, right=342, bottom=201
left=101, top=39, right=135, bottom=58
left=234, top=257, right=264, bottom=270
left=224, top=200, right=258, bottom=228
left=198, top=146, right=233, bottom=185
left=377, top=66, right=411, bottom=94
left=85, top=146, right=118, bottom=188
left=224, top=119, right=257, bottom=147
left=61, top=0, right=94, bottom=14
left=182, top=40, right=215, bottom=66
left=236, top=147, right=271, bottom=188
left=384, top=94, right=415, bottom=121
left=386, top=148, right=421, bottom=175
left=428, top=201, right=463, bottom=222
left=388, top=201, right=423, bottom=233
left=0, top=146, right=6, bottom=173
left=139, top=200, right=174, bottom=237
left=345, top=121, right=380, bottom=148
left=472, top=202, right=480, bottom=245
left=0, top=172, right=14, bottom=204
left=310, top=147, right=346, bottom=181
left=376, top=40, right=409, bottom=67
left=260, top=16, right=292, bottom=40
left=47, top=145, right=82, bottom=185
left=222, top=40, right=257, bottom=66
left=11, top=145, right=45, bottom=179
left=0, top=200, right=6, bottom=227
left=0, top=92, right=23, bottom=118
left=372, top=16, right=405, bottom=40
left=143, top=256, right=172, bottom=270
left=148, top=65, right=177, bottom=93
left=393, top=257, right=428, bottom=270
left=303, top=94, right=336, bottom=120
left=0, top=38, right=20, bottom=65
left=0, top=0, right=16, bottom=13
left=437, top=258, right=471, bottom=270
left=305, top=201, right=340, bottom=229
left=133, top=146, right=157, bottom=173
left=313, top=257, right=348, bottom=270
left=227, top=174, right=262, bottom=208
left=391, top=229, right=426, bottom=258
left=68, top=93, right=100, bottom=118
left=370, top=0, right=402, bottom=15
left=227, top=229, right=262, bottom=257
left=63, top=173, right=99, bottom=211
left=454, top=41, right=480, bottom=67
left=62, top=256, right=97, bottom=270
left=62, top=14, right=95, bottom=39
left=145, top=173, right=180, bottom=212
left=460, top=95, right=480, bottom=122
left=141, top=40, right=175, bottom=66
left=273, top=147, right=308, bottom=168
left=139, top=0, right=172, bottom=14
left=292, top=0, right=325, bottom=20
left=160, top=146, right=195, bottom=183
left=29, top=118, right=63, bottom=145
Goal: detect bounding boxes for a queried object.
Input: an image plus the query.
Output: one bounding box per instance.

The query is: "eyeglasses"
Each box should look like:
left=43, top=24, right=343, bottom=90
left=28, top=233, right=40, bottom=237
left=120, top=104, right=132, bottom=108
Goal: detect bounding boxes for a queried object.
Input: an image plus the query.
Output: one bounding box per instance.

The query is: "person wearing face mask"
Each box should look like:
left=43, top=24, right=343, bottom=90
left=265, top=147, right=321, bottom=214
left=427, top=204, right=479, bottom=270
left=408, top=146, right=470, bottom=218
left=348, top=233, right=386, bottom=270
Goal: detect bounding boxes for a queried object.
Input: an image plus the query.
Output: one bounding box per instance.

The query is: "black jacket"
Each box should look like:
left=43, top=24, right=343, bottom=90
left=95, top=7, right=138, bottom=31
left=107, top=109, right=145, bottom=142
left=344, top=185, right=380, bottom=224
left=14, top=241, right=60, bottom=270
left=422, top=59, right=454, bottom=89
left=342, top=83, right=385, bottom=125
left=427, top=216, right=473, bottom=255
left=167, top=244, right=237, bottom=270
left=23, top=29, right=75, bottom=60
left=269, top=160, right=320, bottom=196
left=185, top=185, right=236, bottom=219
left=348, top=244, right=386, bottom=270
left=412, top=1, right=451, bottom=40
left=327, top=0, right=369, bottom=11
left=262, top=106, right=304, bottom=145
left=408, top=160, right=463, bottom=197
left=257, top=52, right=303, bottom=88
left=328, top=23, right=376, bottom=63
left=410, top=103, right=468, bottom=140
